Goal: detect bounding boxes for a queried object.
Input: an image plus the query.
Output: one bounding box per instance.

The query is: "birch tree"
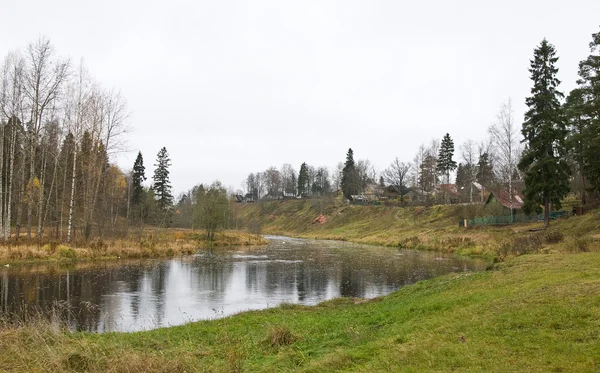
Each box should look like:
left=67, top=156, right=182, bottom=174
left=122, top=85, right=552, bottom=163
left=489, top=99, right=522, bottom=213
left=460, top=139, right=478, bottom=203
left=1, top=53, right=26, bottom=240
left=23, top=37, right=69, bottom=238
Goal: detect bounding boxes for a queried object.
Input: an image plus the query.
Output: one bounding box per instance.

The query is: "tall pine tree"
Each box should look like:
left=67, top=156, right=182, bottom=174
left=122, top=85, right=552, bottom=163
left=564, top=88, right=588, bottom=204
left=437, top=134, right=457, bottom=185
left=341, top=148, right=359, bottom=199
left=518, top=39, right=570, bottom=228
left=131, top=152, right=146, bottom=206
left=153, top=147, right=173, bottom=224
left=576, top=28, right=600, bottom=198
left=297, top=162, right=309, bottom=197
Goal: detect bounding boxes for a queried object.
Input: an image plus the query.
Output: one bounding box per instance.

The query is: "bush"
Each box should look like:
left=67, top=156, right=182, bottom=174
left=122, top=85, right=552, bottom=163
left=57, top=245, right=76, bottom=259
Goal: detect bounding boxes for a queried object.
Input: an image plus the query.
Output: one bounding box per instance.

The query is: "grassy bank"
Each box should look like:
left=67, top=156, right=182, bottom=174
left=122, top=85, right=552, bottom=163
left=0, top=230, right=267, bottom=264
left=239, top=199, right=600, bottom=258
left=1, top=252, right=599, bottom=372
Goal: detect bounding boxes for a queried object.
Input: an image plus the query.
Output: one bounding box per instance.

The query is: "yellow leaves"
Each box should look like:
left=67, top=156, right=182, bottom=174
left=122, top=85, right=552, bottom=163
left=24, top=177, right=41, bottom=204
left=106, top=165, right=127, bottom=199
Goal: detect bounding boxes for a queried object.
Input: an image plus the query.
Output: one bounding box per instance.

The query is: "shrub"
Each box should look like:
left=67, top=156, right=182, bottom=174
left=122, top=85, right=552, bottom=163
left=57, top=245, right=76, bottom=259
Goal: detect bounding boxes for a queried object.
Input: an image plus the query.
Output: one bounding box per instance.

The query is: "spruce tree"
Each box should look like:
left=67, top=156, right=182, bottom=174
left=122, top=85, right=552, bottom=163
left=297, top=162, right=309, bottom=196
left=153, top=147, right=173, bottom=216
left=518, top=39, right=570, bottom=228
left=564, top=88, right=588, bottom=204
left=576, top=28, right=600, bottom=197
left=476, top=152, right=494, bottom=188
left=437, top=133, right=457, bottom=187
left=131, top=152, right=146, bottom=206
left=341, top=148, right=359, bottom=199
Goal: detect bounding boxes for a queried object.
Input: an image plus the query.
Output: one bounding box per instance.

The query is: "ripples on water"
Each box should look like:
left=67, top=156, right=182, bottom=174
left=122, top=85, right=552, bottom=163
left=0, top=236, right=485, bottom=332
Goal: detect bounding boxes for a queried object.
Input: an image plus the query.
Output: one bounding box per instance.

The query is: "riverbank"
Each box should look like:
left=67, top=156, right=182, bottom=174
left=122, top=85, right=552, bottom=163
left=239, top=199, right=600, bottom=259
left=1, top=251, right=598, bottom=372
left=0, top=230, right=267, bottom=264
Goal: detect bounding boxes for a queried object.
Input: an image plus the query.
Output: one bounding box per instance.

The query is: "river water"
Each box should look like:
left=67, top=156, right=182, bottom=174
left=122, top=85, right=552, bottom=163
left=0, top=236, right=485, bottom=332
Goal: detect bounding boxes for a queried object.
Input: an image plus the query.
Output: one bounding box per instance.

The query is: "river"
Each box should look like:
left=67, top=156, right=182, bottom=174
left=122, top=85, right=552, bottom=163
left=0, top=236, right=485, bottom=332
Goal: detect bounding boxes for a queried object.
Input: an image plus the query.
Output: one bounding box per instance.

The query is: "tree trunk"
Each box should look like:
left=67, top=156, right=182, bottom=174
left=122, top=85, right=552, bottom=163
left=508, top=173, right=513, bottom=222
left=469, top=182, right=473, bottom=204
left=26, top=138, right=35, bottom=239
left=42, top=150, right=59, bottom=233
left=67, top=148, right=77, bottom=242
left=0, top=123, right=5, bottom=240
left=544, top=193, right=550, bottom=229
left=37, top=144, right=48, bottom=238
left=5, top=125, right=17, bottom=240
left=59, top=146, right=70, bottom=240
left=16, top=145, right=26, bottom=240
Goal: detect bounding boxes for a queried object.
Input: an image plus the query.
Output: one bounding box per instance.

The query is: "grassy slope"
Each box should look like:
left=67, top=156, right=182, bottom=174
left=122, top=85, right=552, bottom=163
left=2, top=252, right=599, bottom=372
left=239, top=199, right=600, bottom=258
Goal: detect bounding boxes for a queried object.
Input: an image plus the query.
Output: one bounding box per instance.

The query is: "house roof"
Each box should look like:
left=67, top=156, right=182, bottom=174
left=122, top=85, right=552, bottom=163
left=437, top=184, right=461, bottom=196
left=486, top=190, right=524, bottom=210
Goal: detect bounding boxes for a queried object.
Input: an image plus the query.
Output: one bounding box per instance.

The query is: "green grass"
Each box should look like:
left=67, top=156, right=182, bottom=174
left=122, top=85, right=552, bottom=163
left=1, top=252, right=599, bottom=372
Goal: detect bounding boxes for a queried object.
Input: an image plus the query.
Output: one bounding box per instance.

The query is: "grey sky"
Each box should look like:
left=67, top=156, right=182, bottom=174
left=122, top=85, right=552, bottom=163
left=2, top=0, right=599, bottom=195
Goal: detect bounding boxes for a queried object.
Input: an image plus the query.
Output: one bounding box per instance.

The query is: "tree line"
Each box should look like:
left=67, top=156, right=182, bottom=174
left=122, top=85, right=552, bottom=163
left=236, top=27, right=600, bottom=229
left=0, top=38, right=195, bottom=241
left=0, top=37, right=130, bottom=242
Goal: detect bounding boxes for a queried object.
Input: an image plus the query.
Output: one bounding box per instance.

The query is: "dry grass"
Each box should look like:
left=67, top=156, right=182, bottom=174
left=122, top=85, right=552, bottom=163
left=267, top=326, right=297, bottom=347
left=0, top=229, right=267, bottom=264
left=237, top=199, right=600, bottom=259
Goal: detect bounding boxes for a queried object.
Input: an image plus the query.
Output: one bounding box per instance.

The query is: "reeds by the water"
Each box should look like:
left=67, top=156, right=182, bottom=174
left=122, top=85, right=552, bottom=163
left=0, top=229, right=267, bottom=264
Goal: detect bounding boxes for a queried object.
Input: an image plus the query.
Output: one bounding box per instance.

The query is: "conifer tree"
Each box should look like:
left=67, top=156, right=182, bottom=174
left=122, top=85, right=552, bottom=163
left=131, top=152, right=146, bottom=206
left=153, top=147, right=173, bottom=215
left=297, top=162, right=309, bottom=196
left=341, top=148, right=359, bottom=199
left=564, top=88, right=588, bottom=204
left=576, top=28, right=600, bottom=197
left=437, top=133, right=457, bottom=185
left=476, top=152, right=494, bottom=188
left=518, top=39, right=570, bottom=228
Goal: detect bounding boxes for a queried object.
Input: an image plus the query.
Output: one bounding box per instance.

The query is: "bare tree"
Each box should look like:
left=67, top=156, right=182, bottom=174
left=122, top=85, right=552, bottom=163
left=23, top=37, right=69, bottom=238
left=332, top=162, right=344, bottom=192
left=1, top=52, right=27, bottom=240
left=356, top=159, right=376, bottom=193
left=460, top=139, right=478, bottom=203
left=279, top=163, right=296, bottom=195
left=64, top=62, right=92, bottom=241
left=489, top=99, right=522, bottom=217
left=412, top=143, right=427, bottom=194
left=263, top=167, right=282, bottom=197
left=383, top=157, right=411, bottom=200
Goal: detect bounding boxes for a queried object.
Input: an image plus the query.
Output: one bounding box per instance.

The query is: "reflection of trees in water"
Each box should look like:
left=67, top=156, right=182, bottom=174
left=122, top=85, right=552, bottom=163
left=0, top=263, right=170, bottom=332
left=193, top=256, right=233, bottom=301
left=0, top=244, right=482, bottom=332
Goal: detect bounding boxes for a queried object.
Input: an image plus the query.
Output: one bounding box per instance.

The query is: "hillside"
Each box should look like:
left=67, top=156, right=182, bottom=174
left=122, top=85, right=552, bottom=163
left=238, top=199, right=600, bottom=258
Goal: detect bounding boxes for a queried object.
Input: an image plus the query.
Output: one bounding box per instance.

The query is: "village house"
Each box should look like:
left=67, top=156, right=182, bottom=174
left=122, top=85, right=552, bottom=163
left=485, top=190, right=525, bottom=214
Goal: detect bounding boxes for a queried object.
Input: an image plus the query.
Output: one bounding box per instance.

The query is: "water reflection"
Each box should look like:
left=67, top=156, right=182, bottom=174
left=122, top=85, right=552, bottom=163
left=0, top=236, right=484, bottom=332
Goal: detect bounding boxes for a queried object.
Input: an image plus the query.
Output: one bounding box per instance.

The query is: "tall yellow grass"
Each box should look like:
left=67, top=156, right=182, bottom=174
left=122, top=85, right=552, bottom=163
left=0, top=229, right=267, bottom=264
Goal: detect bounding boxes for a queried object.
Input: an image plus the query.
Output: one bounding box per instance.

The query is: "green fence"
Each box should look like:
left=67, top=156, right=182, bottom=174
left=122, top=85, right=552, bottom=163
left=460, top=211, right=568, bottom=227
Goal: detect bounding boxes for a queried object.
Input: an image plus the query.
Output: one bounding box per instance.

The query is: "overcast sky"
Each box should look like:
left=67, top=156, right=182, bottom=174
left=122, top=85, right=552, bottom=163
left=2, top=0, right=599, bottom=195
